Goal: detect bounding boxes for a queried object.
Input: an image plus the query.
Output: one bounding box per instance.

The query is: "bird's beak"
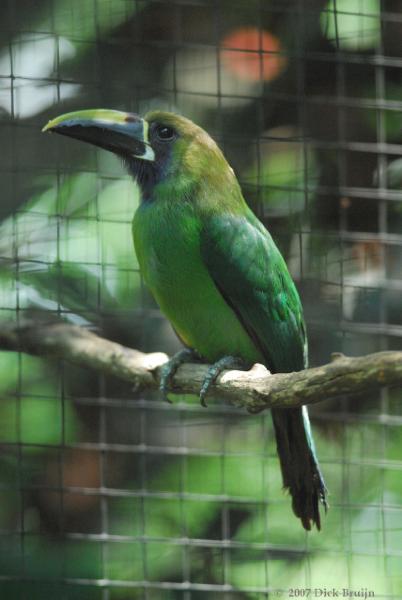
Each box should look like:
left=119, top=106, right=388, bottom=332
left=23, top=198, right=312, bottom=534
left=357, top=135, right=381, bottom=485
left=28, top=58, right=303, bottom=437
left=42, top=109, right=155, bottom=161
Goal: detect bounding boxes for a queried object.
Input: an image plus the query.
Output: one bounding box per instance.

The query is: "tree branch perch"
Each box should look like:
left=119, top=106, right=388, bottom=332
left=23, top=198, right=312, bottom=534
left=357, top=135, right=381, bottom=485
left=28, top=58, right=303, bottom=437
left=0, top=319, right=401, bottom=411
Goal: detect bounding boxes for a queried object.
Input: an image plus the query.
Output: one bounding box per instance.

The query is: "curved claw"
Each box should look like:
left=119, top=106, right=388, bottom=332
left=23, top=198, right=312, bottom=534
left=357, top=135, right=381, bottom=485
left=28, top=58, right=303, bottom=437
left=199, top=356, right=247, bottom=407
left=159, top=348, right=200, bottom=403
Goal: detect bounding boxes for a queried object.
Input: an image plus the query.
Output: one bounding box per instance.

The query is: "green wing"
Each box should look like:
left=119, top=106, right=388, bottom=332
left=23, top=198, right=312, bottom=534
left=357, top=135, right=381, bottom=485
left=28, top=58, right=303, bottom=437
left=201, top=212, right=327, bottom=530
left=200, top=212, right=307, bottom=373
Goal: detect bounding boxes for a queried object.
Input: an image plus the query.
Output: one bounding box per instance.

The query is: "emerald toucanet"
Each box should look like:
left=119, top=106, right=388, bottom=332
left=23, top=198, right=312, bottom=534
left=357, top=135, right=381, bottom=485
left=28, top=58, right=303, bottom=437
left=43, top=108, right=328, bottom=530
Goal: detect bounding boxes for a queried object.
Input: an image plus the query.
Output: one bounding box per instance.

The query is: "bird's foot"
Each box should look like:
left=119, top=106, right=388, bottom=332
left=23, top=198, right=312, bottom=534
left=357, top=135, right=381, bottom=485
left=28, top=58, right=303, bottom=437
left=199, top=355, right=247, bottom=407
left=159, top=348, right=201, bottom=403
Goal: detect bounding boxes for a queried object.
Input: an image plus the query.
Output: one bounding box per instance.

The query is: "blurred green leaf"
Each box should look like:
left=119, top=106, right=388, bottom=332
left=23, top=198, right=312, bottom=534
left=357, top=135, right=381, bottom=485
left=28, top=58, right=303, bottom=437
left=242, top=137, right=318, bottom=216
left=321, top=0, right=381, bottom=51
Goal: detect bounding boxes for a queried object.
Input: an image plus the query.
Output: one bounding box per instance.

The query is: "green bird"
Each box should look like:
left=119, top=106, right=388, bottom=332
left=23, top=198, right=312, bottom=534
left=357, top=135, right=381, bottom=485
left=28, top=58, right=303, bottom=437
left=43, top=108, right=328, bottom=530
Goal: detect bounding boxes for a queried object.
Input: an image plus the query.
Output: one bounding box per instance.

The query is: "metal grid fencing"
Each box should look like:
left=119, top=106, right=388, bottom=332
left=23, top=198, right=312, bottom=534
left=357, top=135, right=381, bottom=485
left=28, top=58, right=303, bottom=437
left=0, top=0, right=401, bottom=598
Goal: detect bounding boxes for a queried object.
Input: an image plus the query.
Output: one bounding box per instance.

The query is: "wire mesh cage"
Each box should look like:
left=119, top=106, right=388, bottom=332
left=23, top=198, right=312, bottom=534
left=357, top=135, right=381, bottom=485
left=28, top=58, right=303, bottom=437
left=0, top=0, right=401, bottom=598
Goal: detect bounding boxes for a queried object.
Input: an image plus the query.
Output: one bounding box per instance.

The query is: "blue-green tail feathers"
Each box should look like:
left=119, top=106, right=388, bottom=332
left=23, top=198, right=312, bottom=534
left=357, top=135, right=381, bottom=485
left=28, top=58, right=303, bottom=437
left=272, top=407, right=327, bottom=530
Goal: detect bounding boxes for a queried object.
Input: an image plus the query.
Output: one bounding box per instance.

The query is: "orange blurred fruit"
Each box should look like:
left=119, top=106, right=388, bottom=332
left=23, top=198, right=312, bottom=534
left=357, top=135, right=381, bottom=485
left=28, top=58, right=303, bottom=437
left=220, top=27, right=287, bottom=82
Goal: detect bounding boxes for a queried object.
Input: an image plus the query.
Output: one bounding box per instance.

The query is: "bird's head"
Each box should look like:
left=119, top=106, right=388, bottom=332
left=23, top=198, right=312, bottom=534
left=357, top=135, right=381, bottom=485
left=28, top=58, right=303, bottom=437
left=43, top=109, right=236, bottom=202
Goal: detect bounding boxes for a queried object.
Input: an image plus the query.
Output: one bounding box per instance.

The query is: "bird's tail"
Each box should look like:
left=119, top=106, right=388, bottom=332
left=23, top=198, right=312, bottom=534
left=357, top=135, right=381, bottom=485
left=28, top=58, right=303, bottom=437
left=271, top=406, right=328, bottom=530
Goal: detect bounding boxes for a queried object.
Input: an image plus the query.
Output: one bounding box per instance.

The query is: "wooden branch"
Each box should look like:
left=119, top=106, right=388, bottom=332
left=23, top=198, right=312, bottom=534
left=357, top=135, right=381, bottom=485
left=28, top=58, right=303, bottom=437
left=0, top=319, right=401, bottom=411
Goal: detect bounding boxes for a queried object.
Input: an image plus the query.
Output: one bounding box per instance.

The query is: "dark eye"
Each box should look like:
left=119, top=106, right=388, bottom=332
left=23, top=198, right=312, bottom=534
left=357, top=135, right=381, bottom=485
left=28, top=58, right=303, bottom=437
left=155, top=124, right=176, bottom=141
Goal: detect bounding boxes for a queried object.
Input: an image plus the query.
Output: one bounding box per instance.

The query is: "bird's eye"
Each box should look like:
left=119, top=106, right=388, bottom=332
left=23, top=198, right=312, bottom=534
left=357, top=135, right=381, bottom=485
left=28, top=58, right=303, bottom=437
left=155, top=124, right=176, bottom=141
